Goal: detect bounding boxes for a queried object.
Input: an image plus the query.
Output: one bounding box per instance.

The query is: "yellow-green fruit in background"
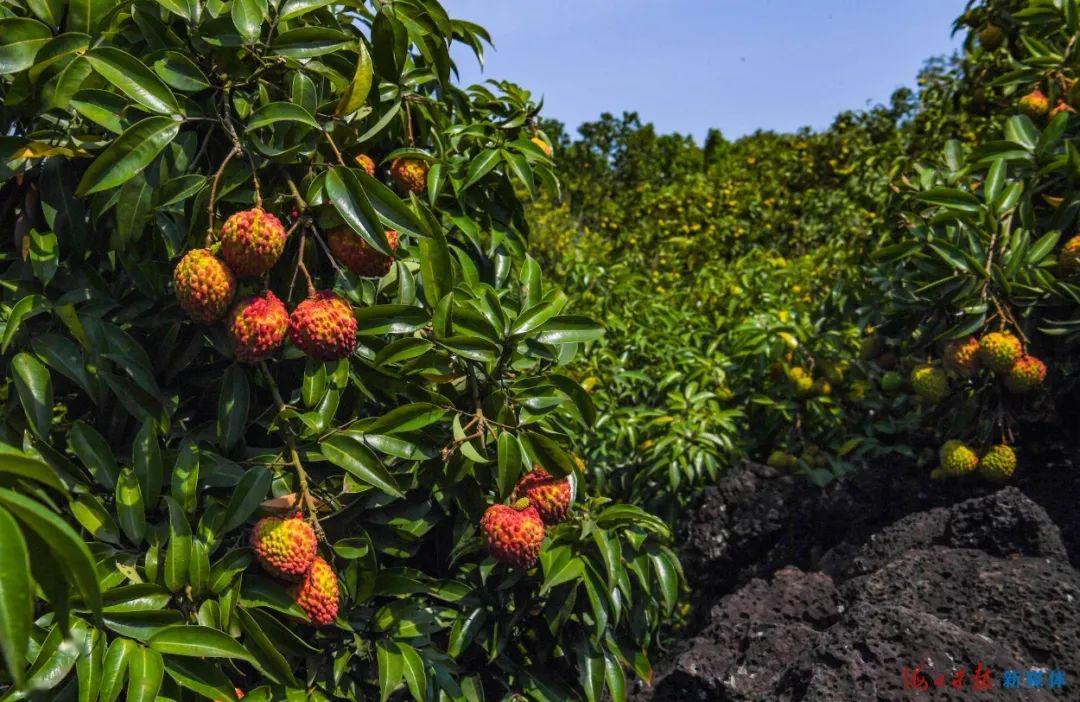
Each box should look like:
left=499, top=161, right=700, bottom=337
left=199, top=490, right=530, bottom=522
left=788, top=367, right=814, bottom=397
left=767, top=450, right=798, bottom=471
left=978, top=332, right=1022, bottom=373
left=812, top=378, right=832, bottom=396
left=390, top=158, right=429, bottom=194
left=940, top=440, right=979, bottom=477
left=978, top=24, right=1005, bottom=50
left=173, top=249, right=237, bottom=324
left=910, top=364, right=949, bottom=403
left=1060, top=234, right=1080, bottom=274
left=943, top=337, right=980, bottom=378
left=1004, top=354, right=1046, bottom=394
left=1018, top=89, right=1050, bottom=119
left=531, top=135, right=553, bottom=157
left=979, top=445, right=1017, bottom=482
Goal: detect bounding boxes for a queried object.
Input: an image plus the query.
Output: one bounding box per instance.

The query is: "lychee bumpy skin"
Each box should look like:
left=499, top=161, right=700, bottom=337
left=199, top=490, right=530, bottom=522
left=292, top=555, right=339, bottom=627
left=480, top=499, right=545, bottom=568
left=173, top=248, right=237, bottom=324
left=939, top=440, right=979, bottom=477
left=978, top=332, right=1022, bottom=374
left=328, top=228, right=399, bottom=278
left=220, top=208, right=288, bottom=277
left=511, top=467, right=572, bottom=524
left=250, top=513, right=318, bottom=581
left=288, top=291, right=358, bottom=361
left=390, top=158, right=429, bottom=194
left=228, top=291, right=289, bottom=363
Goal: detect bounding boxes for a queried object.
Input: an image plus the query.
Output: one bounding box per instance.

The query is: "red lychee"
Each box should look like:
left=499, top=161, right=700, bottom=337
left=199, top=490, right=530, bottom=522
left=328, top=228, right=399, bottom=277
left=480, top=499, right=545, bottom=569
left=288, top=291, right=357, bottom=361
left=250, top=513, right=317, bottom=581
left=1004, top=354, right=1046, bottom=394
left=390, top=158, right=429, bottom=195
left=510, top=467, right=572, bottom=524
left=173, top=248, right=237, bottom=324
left=220, top=208, right=287, bottom=277
left=292, top=555, right=339, bottom=627
left=228, top=291, right=288, bottom=363
left=355, top=153, right=376, bottom=176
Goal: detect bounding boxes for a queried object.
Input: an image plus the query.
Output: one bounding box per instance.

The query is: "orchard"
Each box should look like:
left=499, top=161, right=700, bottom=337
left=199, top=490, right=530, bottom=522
left=4, top=0, right=1080, bottom=699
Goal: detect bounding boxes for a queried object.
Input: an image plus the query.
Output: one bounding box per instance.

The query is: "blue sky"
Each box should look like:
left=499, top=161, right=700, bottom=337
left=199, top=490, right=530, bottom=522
left=444, top=1, right=967, bottom=141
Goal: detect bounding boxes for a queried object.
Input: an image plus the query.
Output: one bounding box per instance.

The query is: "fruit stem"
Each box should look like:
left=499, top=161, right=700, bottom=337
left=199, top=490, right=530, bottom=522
left=294, top=232, right=317, bottom=297
left=259, top=361, right=326, bottom=543
left=288, top=228, right=306, bottom=301
left=206, top=145, right=240, bottom=246
left=322, top=130, right=347, bottom=167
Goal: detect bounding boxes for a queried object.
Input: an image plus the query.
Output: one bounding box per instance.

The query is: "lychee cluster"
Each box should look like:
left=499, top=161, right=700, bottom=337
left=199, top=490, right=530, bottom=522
left=228, top=291, right=289, bottom=363
left=251, top=514, right=338, bottom=627
left=390, top=158, right=429, bottom=194
left=288, top=291, right=358, bottom=361
left=915, top=332, right=1046, bottom=400
left=933, top=441, right=1018, bottom=483
left=328, top=228, right=400, bottom=277
left=481, top=468, right=573, bottom=568
left=220, top=208, right=288, bottom=278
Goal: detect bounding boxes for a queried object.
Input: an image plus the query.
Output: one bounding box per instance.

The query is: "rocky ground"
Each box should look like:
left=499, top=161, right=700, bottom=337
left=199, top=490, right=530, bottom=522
left=633, top=456, right=1080, bottom=701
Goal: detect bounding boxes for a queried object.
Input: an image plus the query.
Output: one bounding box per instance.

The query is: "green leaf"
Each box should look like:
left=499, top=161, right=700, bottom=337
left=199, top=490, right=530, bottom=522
left=354, top=304, right=429, bottom=335
left=272, top=27, right=353, bottom=58
left=321, top=434, right=404, bottom=499
left=69, top=420, right=119, bottom=490
left=149, top=625, right=253, bottom=660
left=217, top=365, right=250, bottom=453
left=231, top=0, right=265, bottom=42
left=419, top=227, right=453, bottom=307
left=98, top=638, right=136, bottom=702
left=132, top=419, right=163, bottom=508
left=67, top=0, right=117, bottom=33
left=245, top=101, right=318, bottom=131
left=126, top=646, right=164, bottom=702
left=603, top=647, right=627, bottom=702
left=163, top=657, right=240, bottom=701
left=162, top=496, right=191, bottom=593
left=148, top=51, right=210, bottom=92
left=519, top=431, right=576, bottom=478
left=170, top=440, right=199, bottom=514
left=13, top=353, right=53, bottom=440
left=336, top=41, right=373, bottom=116
left=533, top=316, right=604, bottom=344
left=76, top=117, right=181, bottom=195
left=325, top=166, right=393, bottom=255
left=85, top=47, right=181, bottom=115
left=0, top=506, right=31, bottom=688
left=0, top=18, right=52, bottom=74
left=116, top=469, right=147, bottom=545
left=366, top=403, right=446, bottom=434
left=279, top=0, right=335, bottom=19
left=377, top=640, right=404, bottom=702
left=399, top=643, right=428, bottom=702
left=496, top=432, right=521, bottom=499
left=461, top=148, right=500, bottom=191
left=0, top=487, right=102, bottom=617
left=577, top=640, right=605, bottom=702
left=3, top=294, right=49, bottom=353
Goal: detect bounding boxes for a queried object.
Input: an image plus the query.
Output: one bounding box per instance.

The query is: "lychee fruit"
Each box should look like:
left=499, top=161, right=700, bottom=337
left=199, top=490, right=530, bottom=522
left=228, top=291, right=289, bottom=363
left=1050, top=102, right=1076, bottom=120
left=288, top=291, right=357, bottom=361
left=1060, top=234, right=1080, bottom=274
left=880, top=371, right=904, bottom=394
left=766, top=450, right=799, bottom=472
left=390, top=158, right=429, bottom=195
left=250, top=513, right=317, bottom=581
left=939, top=440, right=979, bottom=477
left=480, top=498, right=545, bottom=569
left=173, top=249, right=237, bottom=324
left=978, top=332, right=1022, bottom=374
left=1018, top=90, right=1050, bottom=119
left=220, top=208, right=288, bottom=278
left=943, top=337, right=980, bottom=378
left=291, top=555, right=339, bottom=627
left=979, top=445, right=1017, bottom=482
left=531, top=136, right=553, bottom=157
left=787, top=367, right=814, bottom=398
left=978, top=24, right=1005, bottom=51
left=355, top=153, right=376, bottom=176
left=328, top=228, right=399, bottom=277
left=511, top=467, right=572, bottom=524
left=1004, top=354, right=1046, bottom=394
left=910, top=364, right=949, bottom=404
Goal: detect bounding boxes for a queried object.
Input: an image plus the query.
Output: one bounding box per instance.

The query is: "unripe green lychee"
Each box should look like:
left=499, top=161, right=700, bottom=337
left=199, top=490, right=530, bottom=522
left=355, top=153, right=376, bottom=176
left=328, top=228, right=399, bottom=277
left=978, top=24, right=1005, bottom=51
left=1004, top=354, right=1046, bottom=394
left=173, top=249, right=237, bottom=324
left=880, top=371, right=904, bottom=394
left=943, top=337, right=980, bottom=378
left=1060, top=234, right=1080, bottom=274
left=978, top=332, right=1022, bottom=374
left=767, top=450, right=799, bottom=471
left=288, top=291, right=357, bottom=361
left=910, top=364, right=949, bottom=404
left=220, top=208, right=287, bottom=277
left=510, top=467, right=572, bottom=524
left=228, top=291, right=288, bottom=363
left=480, top=498, right=545, bottom=569
left=979, top=445, right=1017, bottom=482
left=291, top=556, right=339, bottom=627
left=251, top=513, right=317, bottom=581
left=390, top=158, right=428, bottom=194
left=1018, top=90, right=1050, bottom=119
left=940, top=440, right=979, bottom=477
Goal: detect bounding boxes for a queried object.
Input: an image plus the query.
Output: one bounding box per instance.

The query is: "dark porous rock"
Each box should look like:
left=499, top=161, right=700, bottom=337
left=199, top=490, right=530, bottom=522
left=637, top=460, right=1080, bottom=702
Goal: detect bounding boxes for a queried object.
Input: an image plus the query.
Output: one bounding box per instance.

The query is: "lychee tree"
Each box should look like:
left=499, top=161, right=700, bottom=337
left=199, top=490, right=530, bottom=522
left=0, top=1, right=680, bottom=700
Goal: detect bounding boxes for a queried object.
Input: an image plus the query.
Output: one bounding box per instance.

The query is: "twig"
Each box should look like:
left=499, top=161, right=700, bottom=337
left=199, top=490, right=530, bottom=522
left=323, top=130, right=347, bottom=166
left=206, top=145, right=241, bottom=246
left=288, top=229, right=306, bottom=300
left=259, top=361, right=326, bottom=542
